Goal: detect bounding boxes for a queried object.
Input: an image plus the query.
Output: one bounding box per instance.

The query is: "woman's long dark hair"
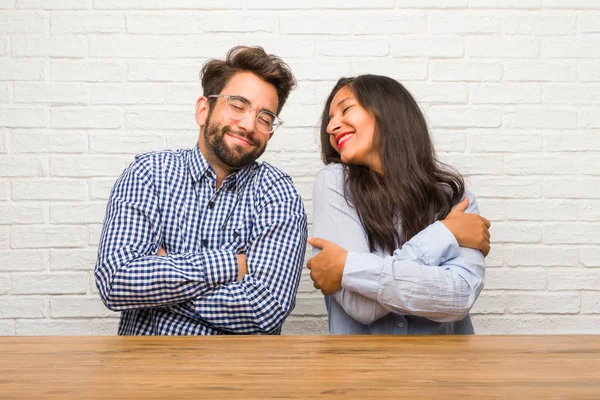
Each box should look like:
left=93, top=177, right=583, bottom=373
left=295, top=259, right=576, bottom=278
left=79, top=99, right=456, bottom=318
left=320, top=75, right=465, bottom=254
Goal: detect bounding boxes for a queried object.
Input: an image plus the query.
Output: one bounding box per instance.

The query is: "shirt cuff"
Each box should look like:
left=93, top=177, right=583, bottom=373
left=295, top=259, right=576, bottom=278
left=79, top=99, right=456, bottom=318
left=198, top=249, right=238, bottom=287
left=399, top=220, right=459, bottom=266
left=341, top=251, right=384, bottom=301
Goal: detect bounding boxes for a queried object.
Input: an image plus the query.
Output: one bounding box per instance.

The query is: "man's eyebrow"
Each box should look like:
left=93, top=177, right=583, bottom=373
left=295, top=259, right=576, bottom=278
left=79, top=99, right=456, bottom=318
left=233, top=94, right=276, bottom=115
left=328, top=97, right=352, bottom=119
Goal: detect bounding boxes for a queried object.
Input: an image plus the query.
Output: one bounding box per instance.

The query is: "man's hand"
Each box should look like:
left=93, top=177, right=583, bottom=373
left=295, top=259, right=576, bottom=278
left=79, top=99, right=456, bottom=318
left=237, top=253, right=248, bottom=282
left=306, top=238, right=348, bottom=295
left=441, top=197, right=491, bottom=256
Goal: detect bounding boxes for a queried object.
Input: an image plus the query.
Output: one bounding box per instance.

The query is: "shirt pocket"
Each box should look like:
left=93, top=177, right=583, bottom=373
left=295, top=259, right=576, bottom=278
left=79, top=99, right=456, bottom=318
left=220, top=218, right=252, bottom=254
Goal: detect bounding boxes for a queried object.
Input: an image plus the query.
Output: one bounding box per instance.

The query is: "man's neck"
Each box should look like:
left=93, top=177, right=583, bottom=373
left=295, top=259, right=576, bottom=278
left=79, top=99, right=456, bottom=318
left=197, top=140, right=234, bottom=189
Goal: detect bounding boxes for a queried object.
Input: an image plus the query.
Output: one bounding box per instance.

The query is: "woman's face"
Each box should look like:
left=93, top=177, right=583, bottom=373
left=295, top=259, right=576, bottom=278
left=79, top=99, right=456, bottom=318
left=326, top=85, right=382, bottom=173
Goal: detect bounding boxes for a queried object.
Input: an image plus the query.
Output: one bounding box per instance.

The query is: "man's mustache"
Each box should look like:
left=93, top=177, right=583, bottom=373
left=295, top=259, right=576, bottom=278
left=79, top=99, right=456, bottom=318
left=222, top=126, right=259, bottom=147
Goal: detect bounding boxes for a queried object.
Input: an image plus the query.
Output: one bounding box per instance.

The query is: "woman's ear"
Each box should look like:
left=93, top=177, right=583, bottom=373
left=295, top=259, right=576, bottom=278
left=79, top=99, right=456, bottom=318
left=195, top=96, right=209, bottom=127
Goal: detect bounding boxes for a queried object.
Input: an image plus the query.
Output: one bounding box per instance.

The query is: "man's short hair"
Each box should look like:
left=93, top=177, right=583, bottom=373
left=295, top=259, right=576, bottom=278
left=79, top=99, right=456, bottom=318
left=200, top=46, right=296, bottom=114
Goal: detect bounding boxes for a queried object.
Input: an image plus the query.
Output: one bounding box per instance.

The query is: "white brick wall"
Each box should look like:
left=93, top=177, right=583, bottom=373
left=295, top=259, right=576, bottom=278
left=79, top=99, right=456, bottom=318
left=0, top=3, right=598, bottom=336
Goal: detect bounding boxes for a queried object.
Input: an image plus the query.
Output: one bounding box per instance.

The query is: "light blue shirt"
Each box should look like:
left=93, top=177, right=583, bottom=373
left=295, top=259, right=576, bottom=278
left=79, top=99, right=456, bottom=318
left=312, top=164, right=485, bottom=335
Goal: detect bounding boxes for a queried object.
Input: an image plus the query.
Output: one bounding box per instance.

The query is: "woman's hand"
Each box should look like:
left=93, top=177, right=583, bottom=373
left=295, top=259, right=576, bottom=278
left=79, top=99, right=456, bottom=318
left=306, top=238, right=348, bottom=295
left=441, top=197, right=491, bottom=256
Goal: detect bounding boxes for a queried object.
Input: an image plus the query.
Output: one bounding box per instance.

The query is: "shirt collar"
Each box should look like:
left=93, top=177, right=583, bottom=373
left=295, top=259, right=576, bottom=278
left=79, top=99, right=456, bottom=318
left=189, top=143, right=258, bottom=191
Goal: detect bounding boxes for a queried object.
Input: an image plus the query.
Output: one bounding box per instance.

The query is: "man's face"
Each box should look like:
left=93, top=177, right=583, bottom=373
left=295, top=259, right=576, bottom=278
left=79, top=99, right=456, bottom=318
left=197, top=72, right=279, bottom=172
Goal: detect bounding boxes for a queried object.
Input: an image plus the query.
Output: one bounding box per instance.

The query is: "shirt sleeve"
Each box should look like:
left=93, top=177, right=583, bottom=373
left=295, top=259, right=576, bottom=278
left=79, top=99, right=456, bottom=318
left=311, top=165, right=390, bottom=325
left=342, top=191, right=486, bottom=323
left=94, top=159, right=239, bottom=311
left=191, top=175, right=308, bottom=334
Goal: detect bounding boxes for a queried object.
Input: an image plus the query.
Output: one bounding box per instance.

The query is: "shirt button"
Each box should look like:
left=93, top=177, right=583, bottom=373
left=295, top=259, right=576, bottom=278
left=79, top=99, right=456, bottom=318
left=201, top=239, right=208, bottom=247
left=208, top=201, right=215, bottom=209
left=232, top=231, right=239, bottom=239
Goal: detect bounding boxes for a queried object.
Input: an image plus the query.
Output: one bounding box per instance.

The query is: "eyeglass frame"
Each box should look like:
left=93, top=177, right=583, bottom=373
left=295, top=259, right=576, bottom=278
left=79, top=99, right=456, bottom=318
left=206, top=94, right=284, bottom=134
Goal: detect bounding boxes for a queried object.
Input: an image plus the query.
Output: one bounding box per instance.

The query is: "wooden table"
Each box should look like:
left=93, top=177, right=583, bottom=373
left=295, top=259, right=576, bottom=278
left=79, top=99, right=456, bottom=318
left=0, top=335, right=599, bottom=399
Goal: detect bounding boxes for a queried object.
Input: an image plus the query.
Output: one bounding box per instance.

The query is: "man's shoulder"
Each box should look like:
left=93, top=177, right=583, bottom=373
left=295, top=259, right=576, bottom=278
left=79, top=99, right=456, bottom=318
left=255, top=161, right=293, bottom=186
left=130, top=148, right=191, bottom=176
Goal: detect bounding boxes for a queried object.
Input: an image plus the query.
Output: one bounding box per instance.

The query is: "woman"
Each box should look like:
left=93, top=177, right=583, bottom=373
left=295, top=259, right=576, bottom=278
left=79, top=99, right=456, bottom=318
left=306, top=75, right=490, bottom=334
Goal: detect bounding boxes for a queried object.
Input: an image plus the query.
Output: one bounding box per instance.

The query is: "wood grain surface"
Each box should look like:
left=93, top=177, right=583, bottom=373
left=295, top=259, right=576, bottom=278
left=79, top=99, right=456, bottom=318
left=0, top=335, right=599, bottom=399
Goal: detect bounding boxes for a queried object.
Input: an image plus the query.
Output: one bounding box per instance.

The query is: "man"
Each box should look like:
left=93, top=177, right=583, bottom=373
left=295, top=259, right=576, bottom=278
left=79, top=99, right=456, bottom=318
left=95, top=46, right=307, bottom=335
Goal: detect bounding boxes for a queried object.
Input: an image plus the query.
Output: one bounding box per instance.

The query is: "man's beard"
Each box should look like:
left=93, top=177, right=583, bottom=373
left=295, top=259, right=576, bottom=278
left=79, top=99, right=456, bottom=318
left=203, top=119, right=267, bottom=170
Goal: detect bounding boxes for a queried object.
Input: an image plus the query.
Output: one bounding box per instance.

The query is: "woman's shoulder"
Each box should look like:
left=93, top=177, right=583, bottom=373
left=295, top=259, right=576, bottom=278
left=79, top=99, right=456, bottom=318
left=314, top=163, right=345, bottom=190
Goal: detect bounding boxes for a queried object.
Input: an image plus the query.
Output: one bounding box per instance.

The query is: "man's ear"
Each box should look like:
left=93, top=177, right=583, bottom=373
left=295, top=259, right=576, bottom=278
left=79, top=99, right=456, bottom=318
left=195, top=96, right=209, bottom=127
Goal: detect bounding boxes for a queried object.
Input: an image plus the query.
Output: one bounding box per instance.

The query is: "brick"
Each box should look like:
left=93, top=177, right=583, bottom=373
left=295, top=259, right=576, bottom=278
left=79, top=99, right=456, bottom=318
left=491, top=222, right=542, bottom=243
left=579, top=61, right=600, bottom=81
left=470, top=0, right=540, bottom=7
left=50, top=155, right=131, bottom=177
left=0, top=38, right=7, bottom=56
left=430, top=12, right=500, bottom=34
left=91, top=0, right=168, bottom=8
left=11, top=130, right=86, bottom=153
left=16, top=319, right=90, bottom=335
left=320, top=0, right=393, bottom=7
left=50, top=248, right=98, bottom=271
left=579, top=109, right=600, bottom=128
left=504, top=155, right=576, bottom=175
left=543, top=0, right=600, bottom=9
left=247, top=0, right=317, bottom=9
left=0, top=274, right=8, bottom=294
left=0, top=227, right=8, bottom=249
left=473, top=315, right=546, bottom=334
left=317, top=40, right=389, bottom=57
left=90, top=178, right=116, bottom=200
left=51, top=61, right=123, bottom=82
left=283, top=82, right=317, bottom=106
left=12, top=225, right=88, bottom=249
left=548, top=269, right=600, bottom=290
left=279, top=13, right=352, bottom=35
left=503, top=109, right=576, bottom=129
left=505, top=245, right=578, bottom=267
left=391, top=37, right=463, bottom=58
left=468, top=130, right=542, bottom=153
left=0, top=320, right=15, bottom=335
left=0, top=108, right=48, bottom=128
left=0, top=298, right=46, bottom=318
left=470, top=83, right=541, bottom=104
left=0, top=83, right=7, bottom=103
left=12, top=36, right=87, bottom=58
left=0, top=12, right=47, bottom=33
left=14, top=82, right=89, bottom=104
left=507, top=293, right=579, bottom=314
left=405, top=83, right=467, bottom=104
left=541, top=37, right=600, bottom=58
left=504, top=14, right=576, bottom=35
left=545, top=132, right=600, bottom=151
left=0, top=155, right=46, bottom=177
left=0, top=250, right=48, bottom=272
left=90, top=318, right=120, bottom=335
left=505, top=200, right=576, bottom=221
left=545, top=316, right=600, bottom=334
left=0, top=0, right=13, bottom=8
left=543, top=84, right=600, bottom=104
left=470, top=293, right=505, bottom=314
left=0, top=180, right=8, bottom=200
left=244, top=36, right=316, bottom=58
left=260, top=153, right=322, bottom=178
left=505, top=61, right=576, bottom=82
left=127, top=61, right=203, bottom=82
left=164, top=131, right=198, bottom=150
left=438, top=153, right=502, bottom=175
left=0, top=58, right=47, bottom=81
left=268, top=129, right=319, bottom=154
left=0, top=204, right=46, bottom=224
left=272, top=104, right=322, bottom=128
left=291, top=294, right=327, bottom=317
left=469, top=177, right=542, bottom=198
left=51, top=107, right=122, bottom=129
left=355, top=13, right=427, bottom=34
left=126, top=14, right=203, bottom=34
left=431, top=61, right=502, bottom=82
left=202, top=15, right=275, bottom=33
left=430, top=106, right=501, bottom=128
left=89, top=132, right=164, bottom=154
left=581, top=293, right=600, bottom=313
left=485, top=268, right=547, bottom=290
left=431, top=130, right=466, bottom=152
left=88, top=224, right=102, bottom=246
left=50, top=296, right=114, bottom=318
left=580, top=155, right=600, bottom=175
left=90, top=83, right=165, bottom=105
left=12, top=272, right=88, bottom=294
left=579, top=201, right=600, bottom=222
left=17, top=0, right=90, bottom=9
left=90, top=35, right=237, bottom=58
left=466, top=37, right=539, bottom=58
left=289, top=60, right=353, bottom=82
left=52, top=13, right=124, bottom=34
left=544, top=224, right=600, bottom=245
left=474, top=198, right=504, bottom=221
left=395, top=0, right=467, bottom=7
left=545, top=178, right=600, bottom=199
left=12, top=178, right=86, bottom=200
left=126, top=108, right=195, bottom=130
left=50, top=202, right=106, bottom=224
left=282, top=317, right=328, bottom=335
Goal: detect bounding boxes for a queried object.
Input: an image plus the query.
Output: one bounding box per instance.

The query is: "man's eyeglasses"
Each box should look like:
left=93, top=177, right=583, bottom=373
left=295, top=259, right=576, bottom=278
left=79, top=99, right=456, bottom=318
left=207, top=95, right=283, bottom=134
